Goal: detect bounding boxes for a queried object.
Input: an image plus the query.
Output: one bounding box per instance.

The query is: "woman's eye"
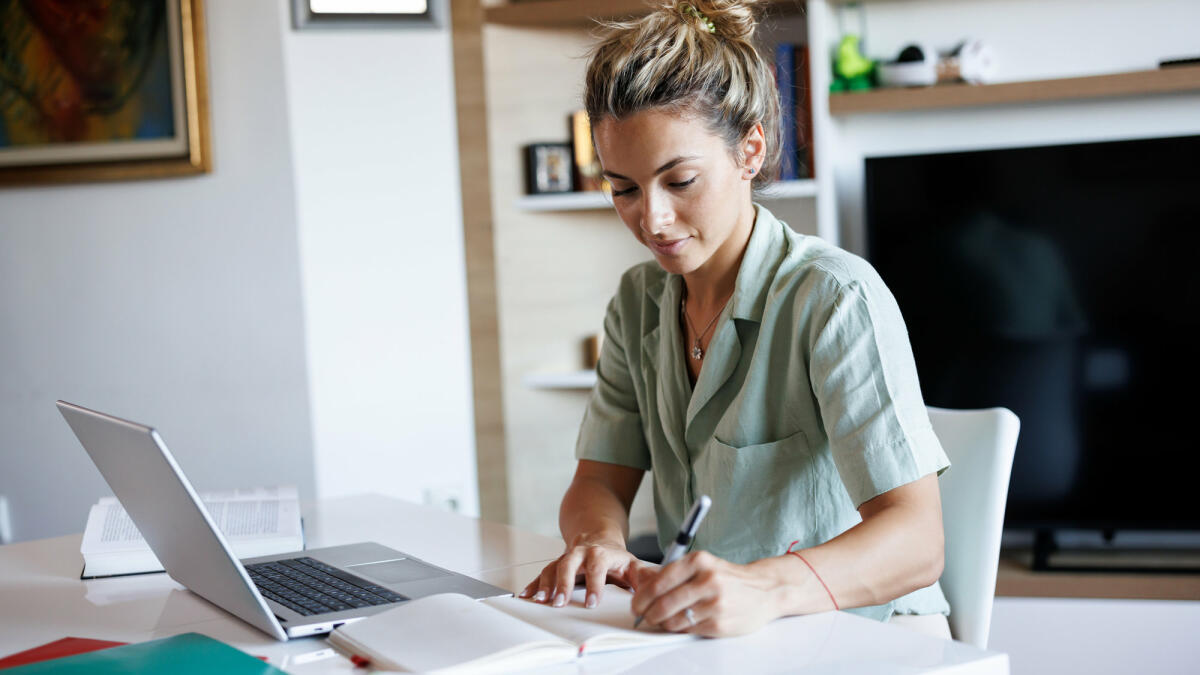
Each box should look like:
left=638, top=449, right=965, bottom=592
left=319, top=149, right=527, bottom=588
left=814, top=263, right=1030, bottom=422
left=610, top=176, right=694, bottom=198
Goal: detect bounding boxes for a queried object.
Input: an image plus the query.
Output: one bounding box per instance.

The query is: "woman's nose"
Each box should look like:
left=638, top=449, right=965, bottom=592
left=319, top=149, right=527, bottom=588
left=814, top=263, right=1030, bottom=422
left=641, top=190, right=674, bottom=235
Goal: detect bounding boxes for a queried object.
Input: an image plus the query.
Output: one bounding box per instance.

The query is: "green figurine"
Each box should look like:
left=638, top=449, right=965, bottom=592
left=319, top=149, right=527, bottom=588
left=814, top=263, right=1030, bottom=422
left=831, top=34, right=876, bottom=91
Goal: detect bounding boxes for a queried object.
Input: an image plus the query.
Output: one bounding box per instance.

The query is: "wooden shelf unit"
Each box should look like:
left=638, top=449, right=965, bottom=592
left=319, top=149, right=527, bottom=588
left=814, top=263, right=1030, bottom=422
left=830, top=65, right=1200, bottom=116
left=464, top=0, right=837, bottom=536
left=484, top=0, right=804, bottom=27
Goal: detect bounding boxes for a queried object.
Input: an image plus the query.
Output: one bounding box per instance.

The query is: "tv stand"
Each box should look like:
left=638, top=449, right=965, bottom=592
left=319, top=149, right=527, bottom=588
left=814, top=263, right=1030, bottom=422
left=1025, top=528, right=1200, bottom=575
left=1031, top=529, right=1056, bottom=571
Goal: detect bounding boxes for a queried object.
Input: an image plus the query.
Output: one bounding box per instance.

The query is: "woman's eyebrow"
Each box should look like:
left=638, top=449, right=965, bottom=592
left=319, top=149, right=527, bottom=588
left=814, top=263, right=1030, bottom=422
left=602, top=155, right=701, bottom=181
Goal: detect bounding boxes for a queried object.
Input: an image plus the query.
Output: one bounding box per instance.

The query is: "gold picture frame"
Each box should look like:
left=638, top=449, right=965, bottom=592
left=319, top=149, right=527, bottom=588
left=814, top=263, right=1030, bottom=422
left=0, top=0, right=211, bottom=186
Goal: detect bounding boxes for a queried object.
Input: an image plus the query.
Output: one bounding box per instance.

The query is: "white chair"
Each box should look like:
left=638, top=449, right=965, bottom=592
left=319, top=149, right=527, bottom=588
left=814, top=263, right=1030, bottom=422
left=928, top=406, right=1020, bottom=649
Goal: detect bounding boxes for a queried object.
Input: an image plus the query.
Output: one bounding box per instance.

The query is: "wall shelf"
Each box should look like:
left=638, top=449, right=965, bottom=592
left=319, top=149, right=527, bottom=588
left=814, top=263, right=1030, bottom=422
left=515, top=191, right=611, bottom=212
left=515, top=179, right=817, bottom=212
left=758, top=178, right=820, bottom=199
left=523, top=370, right=597, bottom=389
left=829, top=66, right=1200, bottom=116
left=485, top=0, right=802, bottom=27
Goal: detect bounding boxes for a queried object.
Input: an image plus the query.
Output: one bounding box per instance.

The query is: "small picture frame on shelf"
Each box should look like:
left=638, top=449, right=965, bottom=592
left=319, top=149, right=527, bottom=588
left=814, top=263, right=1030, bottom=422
left=524, top=142, right=574, bottom=194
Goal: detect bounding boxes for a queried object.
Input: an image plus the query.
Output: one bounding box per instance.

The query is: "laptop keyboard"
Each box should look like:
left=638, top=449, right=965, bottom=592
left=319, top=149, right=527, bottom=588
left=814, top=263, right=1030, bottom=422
left=245, top=556, right=408, bottom=616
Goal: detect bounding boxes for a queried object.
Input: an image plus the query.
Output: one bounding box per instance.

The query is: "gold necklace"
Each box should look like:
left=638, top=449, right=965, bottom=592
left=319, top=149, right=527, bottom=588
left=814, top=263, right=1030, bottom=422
left=681, top=292, right=724, bottom=361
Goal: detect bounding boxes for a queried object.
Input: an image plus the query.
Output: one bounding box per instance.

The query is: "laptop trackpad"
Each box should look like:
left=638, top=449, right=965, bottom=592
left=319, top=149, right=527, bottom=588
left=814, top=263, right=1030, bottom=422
left=349, top=558, right=448, bottom=585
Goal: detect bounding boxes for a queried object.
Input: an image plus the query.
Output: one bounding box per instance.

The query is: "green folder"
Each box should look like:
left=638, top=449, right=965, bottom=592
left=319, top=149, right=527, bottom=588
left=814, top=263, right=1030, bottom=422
left=1, top=633, right=288, bottom=674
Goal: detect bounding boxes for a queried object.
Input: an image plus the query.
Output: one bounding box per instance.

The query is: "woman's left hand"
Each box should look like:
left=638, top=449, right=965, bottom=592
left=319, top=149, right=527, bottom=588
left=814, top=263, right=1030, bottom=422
left=630, top=551, right=783, bottom=638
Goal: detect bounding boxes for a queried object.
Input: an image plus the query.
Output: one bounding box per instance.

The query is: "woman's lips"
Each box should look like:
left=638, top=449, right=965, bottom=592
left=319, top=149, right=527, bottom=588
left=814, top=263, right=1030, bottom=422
left=647, top=237, right=690, bottom=256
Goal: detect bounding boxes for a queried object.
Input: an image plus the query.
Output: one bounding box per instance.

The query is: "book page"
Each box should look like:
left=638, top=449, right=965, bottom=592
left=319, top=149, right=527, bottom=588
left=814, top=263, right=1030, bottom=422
left=485, top=587, right=695, bottom=655
left=81, top=486, right=303, bottom=576
left=328, top=593, right=576, bottom=673
left=88, top=486, right=300, bottom=547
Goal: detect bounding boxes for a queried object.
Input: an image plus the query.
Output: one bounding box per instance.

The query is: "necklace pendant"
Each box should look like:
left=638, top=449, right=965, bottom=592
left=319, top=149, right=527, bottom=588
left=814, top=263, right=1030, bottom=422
left=691, top=344, right=704, bottom=360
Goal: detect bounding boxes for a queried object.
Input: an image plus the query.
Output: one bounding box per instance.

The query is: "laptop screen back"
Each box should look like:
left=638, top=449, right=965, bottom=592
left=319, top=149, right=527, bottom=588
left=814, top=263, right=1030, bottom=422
left=56, top=401, right=287, bottom=641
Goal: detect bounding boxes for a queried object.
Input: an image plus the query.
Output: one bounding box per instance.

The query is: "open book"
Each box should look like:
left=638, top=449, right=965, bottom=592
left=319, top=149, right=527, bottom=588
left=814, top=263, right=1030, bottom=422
left=326, top=586, right=695, bottom=673
left=80, top=485, right=304, bottom=579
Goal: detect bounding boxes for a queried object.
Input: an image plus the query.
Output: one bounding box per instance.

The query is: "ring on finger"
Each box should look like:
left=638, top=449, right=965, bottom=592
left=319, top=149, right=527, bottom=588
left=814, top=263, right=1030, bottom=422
left=684, top=607, right=696, bottom=627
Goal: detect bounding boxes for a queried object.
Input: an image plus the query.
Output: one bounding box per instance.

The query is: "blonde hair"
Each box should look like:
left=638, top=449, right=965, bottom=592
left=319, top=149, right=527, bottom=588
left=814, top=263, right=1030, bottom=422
left=584, top=1, right=781, bottom=191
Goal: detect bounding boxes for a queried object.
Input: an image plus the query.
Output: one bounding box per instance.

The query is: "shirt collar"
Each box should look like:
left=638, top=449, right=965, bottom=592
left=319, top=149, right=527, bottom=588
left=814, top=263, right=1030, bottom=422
left=729, top=203, right=784, bottom=323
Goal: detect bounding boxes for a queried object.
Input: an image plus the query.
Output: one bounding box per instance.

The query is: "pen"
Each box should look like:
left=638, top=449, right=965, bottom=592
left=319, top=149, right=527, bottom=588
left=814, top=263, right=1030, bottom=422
left=632, top=494, right=711, bottom=629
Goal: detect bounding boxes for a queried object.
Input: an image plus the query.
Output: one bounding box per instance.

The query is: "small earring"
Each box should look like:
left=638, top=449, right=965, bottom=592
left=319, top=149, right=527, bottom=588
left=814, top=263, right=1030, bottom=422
left=748, top=168, right=756, bottom=175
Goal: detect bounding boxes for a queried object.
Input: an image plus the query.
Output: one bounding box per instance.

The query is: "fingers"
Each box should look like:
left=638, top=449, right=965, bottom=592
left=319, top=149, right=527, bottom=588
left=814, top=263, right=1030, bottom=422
left=659, top=596, right=720, bottom=635
left=518, top=560, right=553, bottom=599
left=583, top=555, right=610, bottom=609
left=621, top=560, right=652, bottom=591
left=551, top=547, right=585, bottom=607
left=631, top=551, right=718, bottom=628
left=520, top=545, right=641, bottom=609
left=518, top=560, right=559, bottom=603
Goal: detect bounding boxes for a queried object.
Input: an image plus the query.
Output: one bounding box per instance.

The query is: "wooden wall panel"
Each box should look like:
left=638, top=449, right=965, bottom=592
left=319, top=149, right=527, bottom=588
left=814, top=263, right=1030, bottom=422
left=451, top=0, right=510, bottom=524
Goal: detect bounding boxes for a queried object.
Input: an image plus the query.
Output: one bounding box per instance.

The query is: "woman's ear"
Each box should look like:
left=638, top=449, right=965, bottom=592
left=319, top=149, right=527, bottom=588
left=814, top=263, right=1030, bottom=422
left=741, top=122, right=766, bottom=177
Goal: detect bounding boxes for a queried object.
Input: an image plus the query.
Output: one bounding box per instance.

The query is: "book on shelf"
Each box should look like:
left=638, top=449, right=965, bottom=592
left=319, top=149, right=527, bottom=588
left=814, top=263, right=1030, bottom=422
left=326, top=586, right=695, bottom=673
left=774, top=43, right=799, bottom=181
left=570, top=109, right=604, bottom=192
left=774, top=43, right=815, bottom=181
left=80, top=485, right=304, bottom=579
left=794, top=43, right=815, bottom=179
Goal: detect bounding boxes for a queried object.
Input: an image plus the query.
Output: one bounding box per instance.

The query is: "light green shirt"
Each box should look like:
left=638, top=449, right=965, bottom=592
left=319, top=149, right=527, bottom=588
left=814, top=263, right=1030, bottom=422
left=576, top=204, right=951, bottom=620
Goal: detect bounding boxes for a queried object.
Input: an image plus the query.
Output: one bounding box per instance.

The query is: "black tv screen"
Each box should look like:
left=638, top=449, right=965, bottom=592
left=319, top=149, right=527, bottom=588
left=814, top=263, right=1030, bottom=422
left=864, top=135, right=1200, bottom=533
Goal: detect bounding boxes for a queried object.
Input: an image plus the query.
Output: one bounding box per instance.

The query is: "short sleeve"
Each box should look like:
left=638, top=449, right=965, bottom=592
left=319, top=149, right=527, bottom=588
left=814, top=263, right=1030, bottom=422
left=808, top=277, right=950, bottom=507
left=575, top=295, right=652, bottom=470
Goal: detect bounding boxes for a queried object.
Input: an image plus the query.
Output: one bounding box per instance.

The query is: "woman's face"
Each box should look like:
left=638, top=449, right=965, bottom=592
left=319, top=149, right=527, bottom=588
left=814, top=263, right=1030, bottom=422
left=593, top=109, right=760, bottom=278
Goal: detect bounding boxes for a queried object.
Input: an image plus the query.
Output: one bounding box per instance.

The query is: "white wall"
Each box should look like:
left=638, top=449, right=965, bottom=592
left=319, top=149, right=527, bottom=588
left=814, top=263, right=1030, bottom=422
left=280, top=3, right=479, bottom=515
left=0, top=0, right=315, bottom=542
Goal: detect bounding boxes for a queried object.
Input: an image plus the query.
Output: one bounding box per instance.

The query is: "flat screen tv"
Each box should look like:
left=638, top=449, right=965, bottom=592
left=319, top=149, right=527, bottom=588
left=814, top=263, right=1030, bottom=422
left=864, top=135, right=1200, bottom=547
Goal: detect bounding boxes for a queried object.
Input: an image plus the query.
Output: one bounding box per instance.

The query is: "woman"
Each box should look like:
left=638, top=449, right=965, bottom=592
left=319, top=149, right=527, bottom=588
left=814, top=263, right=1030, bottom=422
left=520, top=0, right=952, bottom=639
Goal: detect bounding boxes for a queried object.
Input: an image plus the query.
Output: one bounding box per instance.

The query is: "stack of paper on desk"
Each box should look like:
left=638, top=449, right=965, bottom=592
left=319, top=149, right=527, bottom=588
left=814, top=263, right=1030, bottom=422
left=326, top=587, right=695, bottom=673
left=79, top=485, right=303, bottom=579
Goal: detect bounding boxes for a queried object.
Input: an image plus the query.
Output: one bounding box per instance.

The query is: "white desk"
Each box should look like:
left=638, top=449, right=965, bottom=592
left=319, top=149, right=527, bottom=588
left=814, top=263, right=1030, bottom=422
left=0, top=495, right=1008, bottom=673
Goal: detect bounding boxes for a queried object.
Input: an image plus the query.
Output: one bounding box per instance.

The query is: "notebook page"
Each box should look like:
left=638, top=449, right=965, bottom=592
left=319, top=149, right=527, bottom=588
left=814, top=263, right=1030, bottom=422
left=485, top=587, right=695, bottom=654
left=327, top=593, right=576, bottom=673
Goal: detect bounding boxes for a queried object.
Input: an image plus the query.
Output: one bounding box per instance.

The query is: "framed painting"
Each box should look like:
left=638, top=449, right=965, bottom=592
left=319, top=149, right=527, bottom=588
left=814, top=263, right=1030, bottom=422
left=0, top=0, right=211, bottom=185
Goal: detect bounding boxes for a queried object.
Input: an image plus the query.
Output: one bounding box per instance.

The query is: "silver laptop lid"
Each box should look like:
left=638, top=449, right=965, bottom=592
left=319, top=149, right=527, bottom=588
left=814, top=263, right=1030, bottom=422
left=57, top=401, right=288, bottom=641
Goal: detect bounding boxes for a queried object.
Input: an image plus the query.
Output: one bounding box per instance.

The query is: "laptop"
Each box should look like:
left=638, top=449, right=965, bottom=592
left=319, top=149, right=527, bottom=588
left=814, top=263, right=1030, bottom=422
left=56, top=400, right=511, bottom=641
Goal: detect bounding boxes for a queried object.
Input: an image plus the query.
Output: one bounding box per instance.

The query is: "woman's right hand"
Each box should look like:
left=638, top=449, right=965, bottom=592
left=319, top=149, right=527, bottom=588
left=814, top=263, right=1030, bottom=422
left=519, top=536, right=647, bottom=609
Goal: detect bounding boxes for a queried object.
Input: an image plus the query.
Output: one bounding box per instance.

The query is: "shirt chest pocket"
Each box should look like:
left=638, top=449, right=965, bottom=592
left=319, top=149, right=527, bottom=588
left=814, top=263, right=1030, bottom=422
left=691, top=429, right=817, bottom=562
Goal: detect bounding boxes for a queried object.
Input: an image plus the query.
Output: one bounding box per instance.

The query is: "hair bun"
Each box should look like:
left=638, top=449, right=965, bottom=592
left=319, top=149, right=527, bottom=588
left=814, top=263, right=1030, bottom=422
left=673, top=0, right=761, bottom=41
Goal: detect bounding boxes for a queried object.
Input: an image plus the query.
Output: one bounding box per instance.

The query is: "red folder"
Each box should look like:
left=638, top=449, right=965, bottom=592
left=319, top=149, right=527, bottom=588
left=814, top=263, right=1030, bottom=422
left=0, top=638, right=127, bottom=669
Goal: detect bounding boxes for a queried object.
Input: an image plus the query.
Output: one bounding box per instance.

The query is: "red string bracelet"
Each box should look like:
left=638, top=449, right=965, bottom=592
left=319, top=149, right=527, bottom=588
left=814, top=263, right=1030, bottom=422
left=786, top=540, right=839, bottom=611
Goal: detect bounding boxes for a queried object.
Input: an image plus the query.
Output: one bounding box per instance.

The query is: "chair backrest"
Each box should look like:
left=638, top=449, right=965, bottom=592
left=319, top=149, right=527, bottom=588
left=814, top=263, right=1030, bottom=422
left=928, top=406, right=1020, bottom=649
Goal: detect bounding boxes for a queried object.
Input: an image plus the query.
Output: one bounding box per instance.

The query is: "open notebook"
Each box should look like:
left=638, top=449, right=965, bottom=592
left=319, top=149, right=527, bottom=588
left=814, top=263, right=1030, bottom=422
left=325, top=586, right=695, bottom=673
